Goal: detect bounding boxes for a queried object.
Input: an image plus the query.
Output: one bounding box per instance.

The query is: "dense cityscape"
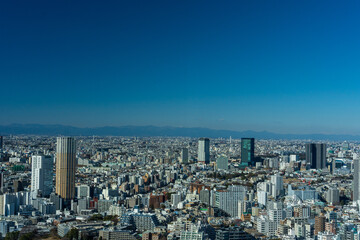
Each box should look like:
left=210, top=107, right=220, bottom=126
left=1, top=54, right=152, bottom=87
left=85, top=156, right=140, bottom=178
left=0, top=135, right=357, bottom=240
left=2, top=1, right=360, bottom=240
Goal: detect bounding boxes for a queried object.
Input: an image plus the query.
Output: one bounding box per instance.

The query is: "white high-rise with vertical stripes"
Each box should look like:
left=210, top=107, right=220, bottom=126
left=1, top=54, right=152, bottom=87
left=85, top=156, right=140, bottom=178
left=31, top=155, right=53, bottom=197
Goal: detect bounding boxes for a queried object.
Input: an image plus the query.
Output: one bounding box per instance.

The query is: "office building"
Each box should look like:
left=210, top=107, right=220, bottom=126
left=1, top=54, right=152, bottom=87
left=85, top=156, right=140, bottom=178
left=181, top=148, right=189, bottom=164
left=326, top=188, right=340, bottom=205
left=353, top=159, right=360, bottom=203
left=198, top=138, right=210, bottom=164
left=241, top=138, right=254, bottom=166
left=77, top=185, right=91, bottom=199
left=0, top=171, right=4, bottom=193
left=270, top=174, right=283, bottom=198
left=306, top=143, right=327, bottom=169
left=31, top=155, right=53, bottom=197
left=99, top=229, right=139, bottom=240
left=216, top=155, right=228, bottom=170
left=287, top=185, right=318, bottom=201
left=180, top=231, right=205, bottom=240
left=257, top=191, right=267, bottom=206
left=55, top=137, right=76, bottom=200
left=215, top=227, right=253, bottom=240
left=0, top=192, right=30, bottom=216
left=122, top=212, right=159, bottom=232
left=199, top=189, right=210, bottom=206
left=214, top=185, right=247, bottom=217
left=171, top=193, right=182, bottom=207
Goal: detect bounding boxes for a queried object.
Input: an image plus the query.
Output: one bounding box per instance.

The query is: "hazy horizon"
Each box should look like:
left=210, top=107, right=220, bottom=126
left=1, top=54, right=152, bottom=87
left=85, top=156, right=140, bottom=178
left=2, top=123, right=360, bottom=136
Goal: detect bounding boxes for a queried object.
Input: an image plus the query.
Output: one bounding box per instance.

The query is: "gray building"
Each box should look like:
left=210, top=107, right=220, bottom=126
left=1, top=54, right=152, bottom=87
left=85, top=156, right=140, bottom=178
left=181, top=148, right=189, bottom=164
left=198, top=138, right=210, bottom=164
left=216, top=156, right=228, bottom=170
left=77, top=185, right=91, bottom=198
left=214, top=185, right=247, bottom=217
left=215, top=227, right=254, bottom=240
left=200, top=189, right=211, bottom=206
left=99, top=229, right=140, bottom=240
left=326, top=188, right=340, bottom=205
left=121, top=212, right=159, bottom=232
left=353, top=159, right=360, bottom=203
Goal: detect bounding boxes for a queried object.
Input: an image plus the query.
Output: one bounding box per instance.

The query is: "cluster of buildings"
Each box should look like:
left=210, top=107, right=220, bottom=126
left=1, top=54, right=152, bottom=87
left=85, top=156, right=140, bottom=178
left=0, top=135, right=358, bottom=239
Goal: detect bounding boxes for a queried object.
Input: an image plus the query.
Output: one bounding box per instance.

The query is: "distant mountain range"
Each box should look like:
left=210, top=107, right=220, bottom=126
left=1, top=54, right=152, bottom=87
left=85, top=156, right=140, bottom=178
left=0, top=124, right=359, bottom=141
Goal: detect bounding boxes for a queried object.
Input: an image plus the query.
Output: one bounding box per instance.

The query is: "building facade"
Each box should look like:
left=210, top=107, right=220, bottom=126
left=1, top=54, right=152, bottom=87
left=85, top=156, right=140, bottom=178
left=306, top=143, right=327, bottom=169
left=216, top=155, right=228, bottom=170
left=31, top=155, right=53, bottom=197
left=55, top=137, right=76, bottom=200
left=198, top=138, right=210, bottom=164
left=241, top=138, right=254, bottom=167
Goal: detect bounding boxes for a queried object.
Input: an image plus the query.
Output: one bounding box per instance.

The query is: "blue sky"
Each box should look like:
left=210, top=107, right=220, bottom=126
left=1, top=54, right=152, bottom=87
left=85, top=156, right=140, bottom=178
left=1, top=0, right=360, bottom=134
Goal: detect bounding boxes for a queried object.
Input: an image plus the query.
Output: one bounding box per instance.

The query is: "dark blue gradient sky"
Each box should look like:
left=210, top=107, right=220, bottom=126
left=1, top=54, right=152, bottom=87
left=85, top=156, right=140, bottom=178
left=1, top=0, right=360, bottom=134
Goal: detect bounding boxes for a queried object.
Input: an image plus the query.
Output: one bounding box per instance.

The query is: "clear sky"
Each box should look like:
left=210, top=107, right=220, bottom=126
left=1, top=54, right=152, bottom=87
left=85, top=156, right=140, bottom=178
left=1, top=0, right=360, bottom=134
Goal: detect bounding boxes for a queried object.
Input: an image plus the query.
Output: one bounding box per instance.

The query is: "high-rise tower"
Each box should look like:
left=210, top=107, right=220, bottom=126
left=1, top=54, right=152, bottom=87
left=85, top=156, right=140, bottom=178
left=198, top=138, right=210, bottom=164
left=241, top=138, right=255, bottom=166
left=353, top=159, right=360, bottom=203
left=55, top=137, right=76, bottom=200
left=181, top=148, right=189, bottom=164
left=31, top=155, right=53, bottom=197
left=306, top=143, right=326, bottom=169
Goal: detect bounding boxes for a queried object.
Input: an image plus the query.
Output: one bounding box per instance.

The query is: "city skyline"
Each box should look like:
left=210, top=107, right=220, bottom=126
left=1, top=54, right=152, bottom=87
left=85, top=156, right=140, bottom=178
left=1, top=1, right=360, bottom=239
left=1, top=1, right=360, bottom=134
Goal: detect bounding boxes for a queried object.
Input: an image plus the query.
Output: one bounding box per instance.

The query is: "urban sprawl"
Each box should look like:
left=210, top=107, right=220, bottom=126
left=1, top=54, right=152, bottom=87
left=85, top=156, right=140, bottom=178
left=0, top=135, right=357, bottom=240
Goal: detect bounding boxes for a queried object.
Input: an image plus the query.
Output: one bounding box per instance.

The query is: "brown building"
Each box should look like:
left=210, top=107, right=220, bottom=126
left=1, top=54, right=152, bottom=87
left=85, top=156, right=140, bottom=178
left=142, top=231, right=166, bottom=240
left=55, top=137, right=76, bottom=200
left=190, top=182, right=210, bottom=193
left=241, top=213, right=251, bottom=222
left=149, top=194, right=165, bottom=209
left=314, top=215, right=325, bottom=235
left=13, top=180, right=24, bottom=192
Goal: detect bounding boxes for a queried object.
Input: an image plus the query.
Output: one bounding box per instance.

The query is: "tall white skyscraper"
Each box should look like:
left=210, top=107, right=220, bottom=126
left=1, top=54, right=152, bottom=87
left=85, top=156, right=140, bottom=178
left=31, top=155, right=53, bottom=197
left=198, top=138, right=210, bottom=164
left=257, top=191, right=268, bottom=206
left=271, top=174, right=284, bottom=198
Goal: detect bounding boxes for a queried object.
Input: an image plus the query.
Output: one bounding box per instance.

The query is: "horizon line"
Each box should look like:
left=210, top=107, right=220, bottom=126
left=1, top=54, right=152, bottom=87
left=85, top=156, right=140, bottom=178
left=0, top=123, right=360, bottom=137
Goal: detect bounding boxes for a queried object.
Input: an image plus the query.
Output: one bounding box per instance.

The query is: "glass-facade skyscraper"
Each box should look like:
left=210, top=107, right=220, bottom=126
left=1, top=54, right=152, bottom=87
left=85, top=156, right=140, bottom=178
left=241, top=138, right=255, bottom=167
left=198, top=138, right=210, bottom=164
left=305, top=143, right=326, bottom=170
